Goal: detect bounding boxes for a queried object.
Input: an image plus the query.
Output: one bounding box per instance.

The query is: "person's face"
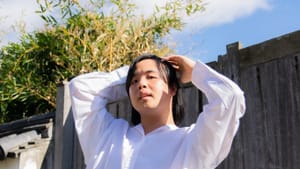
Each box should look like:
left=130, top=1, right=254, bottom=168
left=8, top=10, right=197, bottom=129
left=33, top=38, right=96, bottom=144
left=129, top=59, right=176, bottom=116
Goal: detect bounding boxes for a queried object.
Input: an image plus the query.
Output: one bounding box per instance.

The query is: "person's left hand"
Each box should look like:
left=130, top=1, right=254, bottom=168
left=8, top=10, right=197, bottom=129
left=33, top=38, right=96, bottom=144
left=163, top=55, right=196, bottom=83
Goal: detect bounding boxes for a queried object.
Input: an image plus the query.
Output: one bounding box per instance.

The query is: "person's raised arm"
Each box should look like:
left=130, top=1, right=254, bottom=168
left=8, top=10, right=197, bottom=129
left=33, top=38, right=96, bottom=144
left=165, top=55, right=246, bottom=168
left=69, top=66, right=129, bottom=161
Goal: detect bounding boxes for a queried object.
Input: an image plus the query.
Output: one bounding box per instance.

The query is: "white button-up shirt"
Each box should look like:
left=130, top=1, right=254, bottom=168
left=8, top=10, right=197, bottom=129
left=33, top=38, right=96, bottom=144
left=69, top=61, right=246, bottom=169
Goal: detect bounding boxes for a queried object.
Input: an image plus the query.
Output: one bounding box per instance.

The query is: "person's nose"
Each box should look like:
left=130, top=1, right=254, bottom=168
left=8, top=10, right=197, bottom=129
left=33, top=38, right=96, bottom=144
left=138, top=77, right=147, bottom=90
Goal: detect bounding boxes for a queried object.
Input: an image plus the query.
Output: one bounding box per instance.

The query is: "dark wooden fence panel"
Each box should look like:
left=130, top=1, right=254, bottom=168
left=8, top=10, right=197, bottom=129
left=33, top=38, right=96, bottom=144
left=178, top=84, right=202, bottom=126
left=217, top=51, right=300, bottom=168
left=52, top=30, right=300, bottom=169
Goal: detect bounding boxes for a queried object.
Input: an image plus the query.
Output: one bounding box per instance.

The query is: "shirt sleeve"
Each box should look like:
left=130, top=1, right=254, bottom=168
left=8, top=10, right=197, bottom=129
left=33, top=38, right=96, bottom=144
left=189, top=61, right=246, bottom=168
left=69, top=66, right=129, bottom=162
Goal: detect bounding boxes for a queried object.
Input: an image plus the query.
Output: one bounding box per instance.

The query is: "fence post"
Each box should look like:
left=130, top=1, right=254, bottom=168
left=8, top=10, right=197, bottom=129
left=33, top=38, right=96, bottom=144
left=216, top=42, right=244, bottom=169
left=218, top=42, right=242, bottom=84
left=54, top=81, right=74, bottom=169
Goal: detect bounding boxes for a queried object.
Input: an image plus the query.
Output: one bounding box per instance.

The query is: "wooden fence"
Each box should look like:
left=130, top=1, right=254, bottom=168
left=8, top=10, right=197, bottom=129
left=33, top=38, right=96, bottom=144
left=50, top=30, right=300, bottom=169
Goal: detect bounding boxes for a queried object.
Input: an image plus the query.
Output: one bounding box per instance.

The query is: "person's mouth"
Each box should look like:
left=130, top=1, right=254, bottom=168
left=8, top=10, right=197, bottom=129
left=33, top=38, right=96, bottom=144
left=139, top=92, right=152, bottom=100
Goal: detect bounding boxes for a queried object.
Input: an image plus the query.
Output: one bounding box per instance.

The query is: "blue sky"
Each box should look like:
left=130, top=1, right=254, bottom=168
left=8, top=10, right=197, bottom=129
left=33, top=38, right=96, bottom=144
left=173, top=0, right=300, bottom=62
left=1, top=0, right=299, bottom=63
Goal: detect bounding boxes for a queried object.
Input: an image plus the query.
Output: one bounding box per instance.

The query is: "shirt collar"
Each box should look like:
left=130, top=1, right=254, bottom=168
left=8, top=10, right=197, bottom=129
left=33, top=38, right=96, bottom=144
left=134, top=124, right=178, bottom=136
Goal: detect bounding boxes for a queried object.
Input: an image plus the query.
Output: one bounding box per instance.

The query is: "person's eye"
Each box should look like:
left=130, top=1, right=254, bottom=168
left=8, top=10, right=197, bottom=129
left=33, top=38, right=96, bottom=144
left=131, top=79, right=138, bottom=85
left=148, top=75, right=157, bottom=79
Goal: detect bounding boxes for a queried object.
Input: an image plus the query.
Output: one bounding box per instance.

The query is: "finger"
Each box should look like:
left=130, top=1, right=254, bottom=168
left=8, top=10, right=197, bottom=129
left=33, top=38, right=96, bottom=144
left=164, top=60, right=180, bottom=70
left=163, top=56, right=182, bottom=67
left=163, top=55, right=182, bottom=62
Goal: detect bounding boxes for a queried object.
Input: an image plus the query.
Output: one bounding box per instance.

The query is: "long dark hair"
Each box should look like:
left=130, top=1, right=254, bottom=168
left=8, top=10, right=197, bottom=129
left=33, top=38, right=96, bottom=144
left=125, top=54, right=184, bottom=125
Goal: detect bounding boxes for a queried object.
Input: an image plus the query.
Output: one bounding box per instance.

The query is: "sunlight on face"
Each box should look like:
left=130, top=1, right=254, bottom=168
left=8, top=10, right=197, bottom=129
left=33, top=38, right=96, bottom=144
left=129, top=59, right=175, bottom=116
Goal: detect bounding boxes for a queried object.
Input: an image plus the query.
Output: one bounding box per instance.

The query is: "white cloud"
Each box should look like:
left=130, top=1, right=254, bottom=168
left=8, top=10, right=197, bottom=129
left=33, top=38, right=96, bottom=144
left=182, top=0, right=271, bottom=31
left=0, top=0, right=44, bottom=45
left=129, top=0, right=271, bottom=32
left=0, top=0, right=271, bottom=46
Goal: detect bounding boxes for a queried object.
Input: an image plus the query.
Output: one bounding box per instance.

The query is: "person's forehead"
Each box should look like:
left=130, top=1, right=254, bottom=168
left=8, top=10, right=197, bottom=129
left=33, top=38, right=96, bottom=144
left=135, top=59, right=158, bottom=69
left=133, top=59, right=160, bottom=76
left=136, top=58, right=157, bottom=65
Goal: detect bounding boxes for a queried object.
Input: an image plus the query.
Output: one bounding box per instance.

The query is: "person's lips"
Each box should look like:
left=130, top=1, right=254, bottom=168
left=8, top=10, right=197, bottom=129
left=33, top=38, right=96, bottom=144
left=139, top=92, right=152, bottom=100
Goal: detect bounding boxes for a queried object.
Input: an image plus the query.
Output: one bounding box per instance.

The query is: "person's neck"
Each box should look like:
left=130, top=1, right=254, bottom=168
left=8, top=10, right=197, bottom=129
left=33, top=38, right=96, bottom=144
left=140, top=113, right=175, bottom=135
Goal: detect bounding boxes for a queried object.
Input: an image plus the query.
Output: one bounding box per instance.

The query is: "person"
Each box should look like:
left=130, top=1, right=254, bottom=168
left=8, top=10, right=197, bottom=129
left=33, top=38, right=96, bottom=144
left=69, top=54, right=246, bottom=169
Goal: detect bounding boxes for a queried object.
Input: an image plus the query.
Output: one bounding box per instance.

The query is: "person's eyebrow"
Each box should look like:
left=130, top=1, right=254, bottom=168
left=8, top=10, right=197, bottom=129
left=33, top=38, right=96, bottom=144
left=133, top=70, right=159, bottom=76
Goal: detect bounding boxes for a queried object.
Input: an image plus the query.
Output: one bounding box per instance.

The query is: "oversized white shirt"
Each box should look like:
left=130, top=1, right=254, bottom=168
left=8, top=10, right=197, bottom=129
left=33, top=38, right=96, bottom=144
left=69, top=61, right=246, bottom=169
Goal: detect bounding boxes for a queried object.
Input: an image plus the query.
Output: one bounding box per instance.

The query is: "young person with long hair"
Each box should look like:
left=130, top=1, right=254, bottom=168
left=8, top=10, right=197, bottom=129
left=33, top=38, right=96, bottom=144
left=69, top=54, right=246, bottom=169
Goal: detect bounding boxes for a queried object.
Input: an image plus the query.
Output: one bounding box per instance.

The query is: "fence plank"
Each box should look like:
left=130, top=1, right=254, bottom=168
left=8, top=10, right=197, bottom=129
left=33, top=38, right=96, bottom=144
left=54, top=81, right=80, bottom=169
left=179, top=84, right=202, bottom=126
left=116, top=99, right=132, bottom=120
left=258, top=59, right=283, bottom=168
left=275, top=55, right=300, bottom=168
left=72, top=132, right=85, bottom=169
left=54, top=81, right=70, bottom=169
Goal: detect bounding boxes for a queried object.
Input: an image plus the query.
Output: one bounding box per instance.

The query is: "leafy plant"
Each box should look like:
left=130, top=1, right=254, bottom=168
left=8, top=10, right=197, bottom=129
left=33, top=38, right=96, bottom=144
left=0, top=0, right=204, bottom=123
